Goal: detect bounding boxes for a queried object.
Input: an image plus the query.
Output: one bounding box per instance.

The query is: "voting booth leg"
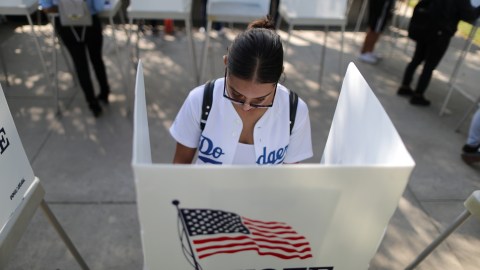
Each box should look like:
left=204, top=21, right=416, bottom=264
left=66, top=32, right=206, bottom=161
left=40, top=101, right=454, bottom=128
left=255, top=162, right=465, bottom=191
left=199, top=20, right=213, bottom=82
left=40, top=200, right=90, bottom=270
left=185, top=18, right=199, bottom=85
left=405, top=191, right=480, bottom=270
left=26, top=14, right=50, bottom=85
left=353, top=0, right=368, bottom=45
left=52, top=22, right=60, bottom=116
left=108, top=16, right=130, bottom=100
left=455, top=101, right=480, bottom=132
left=319, top=26, right=328, bottom=87
left=339, top=25, right=345, bottom=82
left=439, top=26, right=477, bottom=116
left=405, top=210, right=470, bottom=270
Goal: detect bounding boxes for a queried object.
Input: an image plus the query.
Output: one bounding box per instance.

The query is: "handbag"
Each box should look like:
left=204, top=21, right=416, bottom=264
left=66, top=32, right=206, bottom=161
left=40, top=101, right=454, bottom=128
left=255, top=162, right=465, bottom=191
left=58, top=0, right=92, bottom=27
left=408, top=0, right=435, bottom=41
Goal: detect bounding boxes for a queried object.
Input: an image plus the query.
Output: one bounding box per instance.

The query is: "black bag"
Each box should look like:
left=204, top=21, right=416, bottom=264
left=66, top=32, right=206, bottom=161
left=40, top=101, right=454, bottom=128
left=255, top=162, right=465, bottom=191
left=408, top=0, right=435, bottom=41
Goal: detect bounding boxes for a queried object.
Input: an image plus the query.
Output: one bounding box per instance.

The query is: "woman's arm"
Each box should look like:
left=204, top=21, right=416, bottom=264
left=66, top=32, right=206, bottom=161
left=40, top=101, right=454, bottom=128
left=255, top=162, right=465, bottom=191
left=173, top=143, right=197, bottom=164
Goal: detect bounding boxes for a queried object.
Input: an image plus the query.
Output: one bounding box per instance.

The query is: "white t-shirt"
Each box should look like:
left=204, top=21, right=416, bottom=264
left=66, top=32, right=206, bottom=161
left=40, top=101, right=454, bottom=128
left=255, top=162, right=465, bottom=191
left=232, top=143, right=256, bottom=164
left=170, top=78, right=313, bottom=165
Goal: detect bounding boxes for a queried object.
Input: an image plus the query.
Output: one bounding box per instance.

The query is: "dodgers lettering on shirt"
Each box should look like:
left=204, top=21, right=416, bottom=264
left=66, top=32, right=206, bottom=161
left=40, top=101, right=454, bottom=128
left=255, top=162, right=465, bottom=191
left=198, top=135, right=225, bottom=164
left=197, top=134, right=288, bottom=165
left=256, top=145, right=289, bottom=165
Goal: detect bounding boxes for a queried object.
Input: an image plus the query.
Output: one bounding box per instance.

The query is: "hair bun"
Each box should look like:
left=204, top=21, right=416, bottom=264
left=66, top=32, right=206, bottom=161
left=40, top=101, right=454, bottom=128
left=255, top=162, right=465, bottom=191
left=248, top=16, right=275, bottom=30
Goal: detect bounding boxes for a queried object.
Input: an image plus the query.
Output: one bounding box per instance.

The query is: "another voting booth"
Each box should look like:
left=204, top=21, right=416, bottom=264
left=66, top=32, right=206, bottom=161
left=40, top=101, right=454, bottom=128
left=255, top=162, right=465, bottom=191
left=0, top=84, right=89, bottom=269
left=132, top=62, right=416, bottom=269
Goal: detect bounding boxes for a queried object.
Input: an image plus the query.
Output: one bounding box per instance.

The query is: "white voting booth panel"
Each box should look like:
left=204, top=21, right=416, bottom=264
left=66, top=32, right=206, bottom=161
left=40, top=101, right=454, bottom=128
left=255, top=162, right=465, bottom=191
left=132, top=62, right=415, bottom=270
left=0, top=83, right=41, bottom=267
left=0, top=84, right=35, bottom=233
left=322, top=63, right=414, bottom=165
left=0, top=83, right=89, bottom=269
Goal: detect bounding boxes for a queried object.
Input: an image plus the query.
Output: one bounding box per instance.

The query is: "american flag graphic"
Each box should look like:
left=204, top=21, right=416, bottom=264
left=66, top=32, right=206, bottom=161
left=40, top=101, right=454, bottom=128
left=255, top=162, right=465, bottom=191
left=179, top=208, right=313, bottom=260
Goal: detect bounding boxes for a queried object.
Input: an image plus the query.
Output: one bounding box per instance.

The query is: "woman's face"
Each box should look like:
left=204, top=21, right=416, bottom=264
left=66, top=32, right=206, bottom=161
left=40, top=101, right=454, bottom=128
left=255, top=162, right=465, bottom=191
left=224, top=72, right=277, bottom=111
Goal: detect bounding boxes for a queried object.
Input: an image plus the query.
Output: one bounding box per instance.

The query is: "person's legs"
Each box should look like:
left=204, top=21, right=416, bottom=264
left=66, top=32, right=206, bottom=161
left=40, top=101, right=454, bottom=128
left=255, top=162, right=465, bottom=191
left=361, top=29, right=381, bottom=54
left=414, top=35, right=450, bottom=95
left=466, top=108, right=480, bottom=146
left=402, top=42, right=428, bottom=88
left=86, top=16, right=110, bottom=104
left=359, top=0, right=393, bottom=64
left=462, top=108, right=480, bottom=164
left=55, top=19, right=102, bottom=116
left=410, top=34, right=450, bottom=106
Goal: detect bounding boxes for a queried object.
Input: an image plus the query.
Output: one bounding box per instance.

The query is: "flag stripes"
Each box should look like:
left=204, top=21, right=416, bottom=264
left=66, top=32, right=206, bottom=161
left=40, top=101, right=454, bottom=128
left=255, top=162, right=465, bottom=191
left=180, top=208, right=313, bottom=260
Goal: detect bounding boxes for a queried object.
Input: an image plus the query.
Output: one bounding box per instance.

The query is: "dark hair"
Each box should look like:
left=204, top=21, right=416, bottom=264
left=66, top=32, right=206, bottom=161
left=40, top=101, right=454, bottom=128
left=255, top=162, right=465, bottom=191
left=227, top=17, right=283, bottom=84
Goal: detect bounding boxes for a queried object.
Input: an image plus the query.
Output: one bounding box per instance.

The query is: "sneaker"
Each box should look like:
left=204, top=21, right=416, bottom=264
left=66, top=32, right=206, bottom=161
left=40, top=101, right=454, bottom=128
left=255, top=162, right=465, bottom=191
left=463, top=144, right=480, bottom=153
left=397, top=85, right=414, bottom=97
left=410, top=94, right=431, bottom=106
left=371, top=53, right=383, bottom=61
left=358, top=52, right=378, bottom=64
left=461, top=144, right=480, bottom=164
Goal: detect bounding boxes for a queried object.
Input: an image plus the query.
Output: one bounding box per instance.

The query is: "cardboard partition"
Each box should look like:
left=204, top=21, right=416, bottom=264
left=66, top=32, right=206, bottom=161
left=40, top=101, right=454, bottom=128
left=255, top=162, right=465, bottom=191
left=0, top=84, right=35, bottom=233
left=132, top=62, right=415, bottom=270
left=322, top=63, right=414, bottom=166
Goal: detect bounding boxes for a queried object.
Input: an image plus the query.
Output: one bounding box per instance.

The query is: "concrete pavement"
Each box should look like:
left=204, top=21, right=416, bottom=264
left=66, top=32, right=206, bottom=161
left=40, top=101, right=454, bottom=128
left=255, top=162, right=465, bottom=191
left=1, top=19, right=480, bottom=269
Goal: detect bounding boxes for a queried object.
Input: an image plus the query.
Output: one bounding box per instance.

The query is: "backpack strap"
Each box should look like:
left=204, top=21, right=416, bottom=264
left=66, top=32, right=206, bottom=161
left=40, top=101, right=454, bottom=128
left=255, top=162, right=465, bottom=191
left=289, top=90, right=298, bottom=135
left=200, top=80, right=215, bottom=131
left=201, top=80, right=298, bottom=135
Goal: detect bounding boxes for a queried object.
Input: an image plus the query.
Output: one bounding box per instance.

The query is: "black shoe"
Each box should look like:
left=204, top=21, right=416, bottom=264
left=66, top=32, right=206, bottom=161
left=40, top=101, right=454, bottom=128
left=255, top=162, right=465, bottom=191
left=97, top=93, right=109, bottom=105
left=410, top=95, right=431, bottom=106
left=461, top=151, right=480, bottom=164
left=397, top=86, right=414, bottom=97
left=89, top=102, right=103, bottom=118
left=463, top=144, right=480, bottom=153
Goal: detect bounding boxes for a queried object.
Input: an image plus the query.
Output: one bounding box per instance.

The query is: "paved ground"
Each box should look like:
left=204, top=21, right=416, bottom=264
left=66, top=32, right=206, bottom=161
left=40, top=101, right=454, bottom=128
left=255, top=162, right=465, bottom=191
left=1, top=17, right=480, bottom=270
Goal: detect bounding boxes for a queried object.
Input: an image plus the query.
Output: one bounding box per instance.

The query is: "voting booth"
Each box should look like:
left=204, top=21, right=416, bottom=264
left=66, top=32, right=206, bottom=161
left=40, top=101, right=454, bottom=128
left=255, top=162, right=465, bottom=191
left=132, top=62, right=415, bottom=270
left=0, top=84, right=89, bottom=269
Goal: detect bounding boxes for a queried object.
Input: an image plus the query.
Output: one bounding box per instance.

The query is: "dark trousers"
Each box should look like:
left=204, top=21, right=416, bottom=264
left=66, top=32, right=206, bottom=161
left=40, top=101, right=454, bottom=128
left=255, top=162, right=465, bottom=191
left=401, top=33, right=451, bottom=95
left=55, top=15, right=110, bottom=106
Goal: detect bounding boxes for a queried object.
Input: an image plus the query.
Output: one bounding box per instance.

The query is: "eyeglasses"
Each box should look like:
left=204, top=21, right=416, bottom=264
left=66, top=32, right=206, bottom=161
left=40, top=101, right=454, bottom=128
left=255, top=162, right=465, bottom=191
left=223, top=69, right=277, bottom=109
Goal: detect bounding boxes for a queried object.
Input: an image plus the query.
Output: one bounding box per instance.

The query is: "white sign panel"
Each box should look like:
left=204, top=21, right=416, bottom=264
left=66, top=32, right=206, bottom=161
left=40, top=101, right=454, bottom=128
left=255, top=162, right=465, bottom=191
left=132, top=62, right=415, bottom=270
left=0, top=84, right=35, bottom=232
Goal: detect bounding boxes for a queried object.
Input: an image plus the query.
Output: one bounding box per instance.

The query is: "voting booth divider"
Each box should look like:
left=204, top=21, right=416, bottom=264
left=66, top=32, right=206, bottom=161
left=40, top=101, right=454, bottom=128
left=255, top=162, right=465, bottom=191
left=0, top=84, right=89, bottom=269
left=132, top=61, right=416, bottom=270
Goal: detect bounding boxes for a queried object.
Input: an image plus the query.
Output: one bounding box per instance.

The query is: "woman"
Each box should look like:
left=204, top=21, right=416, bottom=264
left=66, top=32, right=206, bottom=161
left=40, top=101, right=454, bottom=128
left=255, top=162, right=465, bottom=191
left=40, top=0, right=111, bottom=117
left=170, top=18, right=313, bottom=165
left=397, top=0, right=480, bottom=106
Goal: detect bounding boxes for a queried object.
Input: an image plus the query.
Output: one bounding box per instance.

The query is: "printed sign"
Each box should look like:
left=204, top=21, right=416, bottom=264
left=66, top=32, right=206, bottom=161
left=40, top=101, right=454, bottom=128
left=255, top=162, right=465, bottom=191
left=0, top=84, right=35, bottom=232
left=132, top=62, right=415, bottom=270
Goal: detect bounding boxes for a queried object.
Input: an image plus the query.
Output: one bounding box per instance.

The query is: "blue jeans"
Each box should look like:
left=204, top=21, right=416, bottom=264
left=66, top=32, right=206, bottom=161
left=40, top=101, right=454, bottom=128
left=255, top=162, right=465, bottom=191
left=467, top=108, right=480, bottom=146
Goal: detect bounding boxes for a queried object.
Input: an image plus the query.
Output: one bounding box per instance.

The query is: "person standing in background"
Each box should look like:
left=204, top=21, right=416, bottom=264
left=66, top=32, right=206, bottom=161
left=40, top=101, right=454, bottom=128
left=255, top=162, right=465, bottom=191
left=358, top=0, right=395, bottom=64
left=40, top=0, right=111, bottom=117
left=462, top=107, right=480, bottom=164
left=397, top=0, right=480, bottom=106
